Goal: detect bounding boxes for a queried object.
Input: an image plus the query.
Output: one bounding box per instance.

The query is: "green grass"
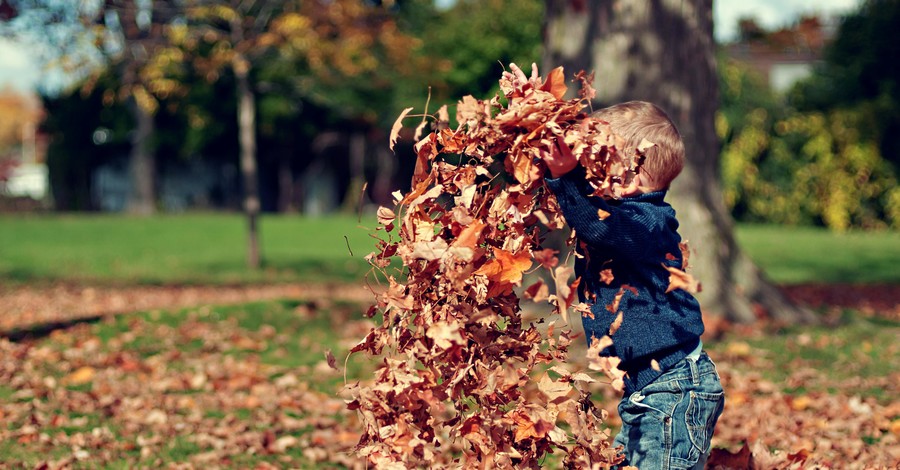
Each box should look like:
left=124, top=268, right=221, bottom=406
left=0, top=299, right=373, bottom=467
left=734, top=224, right=900, bottom=284
left=0, top=213, right=382, bottom=286
left=1, top=214, right=897, bottom=286
left=708, top=310, right=900, bottom=401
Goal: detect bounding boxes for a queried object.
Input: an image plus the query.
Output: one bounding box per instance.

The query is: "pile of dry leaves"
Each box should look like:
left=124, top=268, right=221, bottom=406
left=346, top=64, right=697, bottom=468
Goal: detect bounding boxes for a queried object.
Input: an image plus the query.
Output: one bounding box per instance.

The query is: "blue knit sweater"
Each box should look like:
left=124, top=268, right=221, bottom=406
left=546, top=168, right=704, bottom=394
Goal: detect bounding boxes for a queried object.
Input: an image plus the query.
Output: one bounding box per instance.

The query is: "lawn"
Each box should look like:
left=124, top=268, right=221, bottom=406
left=0, top=298, right=896, bottom=467
left=2, top=214, right=898, bottom=286
left=1, top=215, right=898, bottom=467
left=0, top=213, right=380, bottom=286
left=735, top=224, right=900, bottom=284
left=0, top=299, right=374, bottom=468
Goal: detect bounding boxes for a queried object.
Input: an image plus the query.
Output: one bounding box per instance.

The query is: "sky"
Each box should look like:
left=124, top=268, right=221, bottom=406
left=0, top=0, right=863, bottom=96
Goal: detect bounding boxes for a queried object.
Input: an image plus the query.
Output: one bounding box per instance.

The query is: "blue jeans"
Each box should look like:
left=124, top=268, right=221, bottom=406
left=613, top=352, right=725, bottom=469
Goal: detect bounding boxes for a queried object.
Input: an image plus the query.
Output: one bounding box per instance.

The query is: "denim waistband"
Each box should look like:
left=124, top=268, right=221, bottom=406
left=621, top=338, right=702, bottom=395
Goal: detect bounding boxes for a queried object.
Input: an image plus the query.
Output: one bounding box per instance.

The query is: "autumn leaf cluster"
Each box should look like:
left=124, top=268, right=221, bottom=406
left=348, top=64, right=648, bottom=468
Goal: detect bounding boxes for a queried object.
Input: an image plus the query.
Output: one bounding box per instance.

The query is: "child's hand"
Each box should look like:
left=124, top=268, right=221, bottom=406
left=541, top=135, right=579, bottom=178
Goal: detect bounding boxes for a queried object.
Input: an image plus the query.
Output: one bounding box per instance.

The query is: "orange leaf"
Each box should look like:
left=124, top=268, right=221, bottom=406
left=599, top=268, right=614, bottom=285
left=524, top=279, right=549, bottom=302
left=663, top=265, right=701, bottom=294
left=510, top=410, right=554, bottom=442
left=452, top=220, right=486, bottom=250
left=475, top=248, right=533, bottom=286
left=541, top=66, right=568, bottom=100
left=608, top=311, right=623, bottom=336
left=507, top=151, right=535, bottom=184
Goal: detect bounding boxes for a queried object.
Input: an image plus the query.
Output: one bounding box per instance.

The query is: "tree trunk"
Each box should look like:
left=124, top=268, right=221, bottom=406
left=234, top=53, right=261, bottom=269
left=126, top=96, right=156, bottom=215
left=542, top=0, right=815, bottom=323
left=278, top=151, right=297, bottom=213
left=342, top=131, right=368, bottom=213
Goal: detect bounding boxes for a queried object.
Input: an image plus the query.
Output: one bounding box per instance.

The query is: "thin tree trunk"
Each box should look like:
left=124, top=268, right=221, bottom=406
left=342, top=131, right=367, bottom=213
left=127, top=96, right=156, bottom=215
left=371, top=145, right=396, bottom=207
left=234, top=53, right=261, bottom=269
left=543, top=0, right=815, bottom=323
left=278, top=152, right=297, bottom=213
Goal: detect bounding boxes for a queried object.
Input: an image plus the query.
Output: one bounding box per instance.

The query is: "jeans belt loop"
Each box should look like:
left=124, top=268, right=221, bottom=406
left=689, top=356, right=700, bottom=385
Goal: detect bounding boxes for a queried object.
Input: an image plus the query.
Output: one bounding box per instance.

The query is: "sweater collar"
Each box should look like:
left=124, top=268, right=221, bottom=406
left=620, top=190, right=667, bottom=204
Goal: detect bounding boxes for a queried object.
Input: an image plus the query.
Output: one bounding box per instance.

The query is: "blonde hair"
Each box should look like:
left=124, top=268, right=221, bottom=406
left=591, top=101, right=685, bottom=189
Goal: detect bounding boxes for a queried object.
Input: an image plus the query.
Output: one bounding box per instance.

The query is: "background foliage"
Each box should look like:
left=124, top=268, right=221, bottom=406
left=718, top=0, right=900, bottom=230
left=4, top=0, right=899, bottom=230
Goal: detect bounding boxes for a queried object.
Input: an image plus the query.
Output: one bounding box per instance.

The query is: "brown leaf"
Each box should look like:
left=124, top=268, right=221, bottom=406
left=389, top=107, right=414, bottom=152
left=451, top=220, right=486, bottom=250
left=663, top=265, right=701, bottom=294
left=524, top=280, right=549, bottom=303
left=325, top=349, right=338, bottom=370
left=376, top=206, right=395, bottom=226
left=608, top=311, right=623, bottom=336
left=538, top=374, right=572, bottom=403
left=599, top=268, right=614, bottom=285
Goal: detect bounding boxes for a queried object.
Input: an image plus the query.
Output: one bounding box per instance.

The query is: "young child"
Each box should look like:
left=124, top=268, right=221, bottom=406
left=542, top=101, right=725, bottom=469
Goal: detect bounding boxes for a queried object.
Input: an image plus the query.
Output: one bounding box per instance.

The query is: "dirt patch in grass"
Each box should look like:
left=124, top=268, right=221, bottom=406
left=781, top=283, right=900, bottom=320
left=0, top=282, right=378, bottom=335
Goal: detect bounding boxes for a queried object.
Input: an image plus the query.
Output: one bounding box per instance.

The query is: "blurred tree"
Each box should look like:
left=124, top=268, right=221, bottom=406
left=791, top=0, right=900, bottom=172
left=40, top=72, right=131, bottom=210
left=0, top=0, right=185, bottom=214
left=543, top=0, right=815, bottom=323
left=88, top=1, right=185, bottom=215
left=413, top=0, right=544, bottom=104
left=718, top=58, right=900, bottom=230
left=164, top=0, right=422, bottom=267
left=268, top=0, right=423, bottom=213
left=169, top=0, right=290, bottom=268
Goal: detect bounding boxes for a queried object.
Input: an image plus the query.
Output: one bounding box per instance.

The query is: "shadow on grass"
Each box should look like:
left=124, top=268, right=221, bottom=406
left=3, top=315, right=106, bottom=343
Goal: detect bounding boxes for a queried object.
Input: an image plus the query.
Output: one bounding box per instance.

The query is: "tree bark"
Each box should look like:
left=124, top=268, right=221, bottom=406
left=542, top=0, right=815, bottom=323
left=278, top=151, right=297, bottom=213
left=234, top=53, right=261, bottom=269
left=126, top=96, right=156, bottom=215
left=342, top=131, right=368, bottom=213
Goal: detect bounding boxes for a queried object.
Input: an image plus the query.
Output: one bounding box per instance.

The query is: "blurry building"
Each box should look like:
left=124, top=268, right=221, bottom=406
left=724, top=16, right=836, bottom=93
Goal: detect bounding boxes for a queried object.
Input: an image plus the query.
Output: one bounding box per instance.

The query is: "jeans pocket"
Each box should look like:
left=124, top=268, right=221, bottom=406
left=685, top=390, right=725, bottom=455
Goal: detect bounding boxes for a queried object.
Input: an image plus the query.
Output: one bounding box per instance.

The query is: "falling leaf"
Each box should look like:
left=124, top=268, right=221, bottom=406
left=524, top=280, right=549, bottom=303
left=663, top=265, right=702, bottom=294
left=540, top=66, right=568, bottom=100
left=426, top=321, right=465, bottom=349
left=451, top=220, right=485, bottom=250
left=325, top=349, right=338, bottom=370
left=608, top=311, right=623, bottom=336
left=474, top=248, right=533, bottom=286
left=376, top=206, right=395, bottom=226
left=389, top=107, right=414, bottom=152
left=538, top=374, right=572, bottom=403
left=599, top=268, right=614, bottom=285
left=637, top=138, right=656, bottom=153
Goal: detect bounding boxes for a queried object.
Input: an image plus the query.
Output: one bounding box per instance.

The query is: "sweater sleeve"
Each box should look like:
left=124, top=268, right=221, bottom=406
left=545, top=169, right=660, bottom=259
